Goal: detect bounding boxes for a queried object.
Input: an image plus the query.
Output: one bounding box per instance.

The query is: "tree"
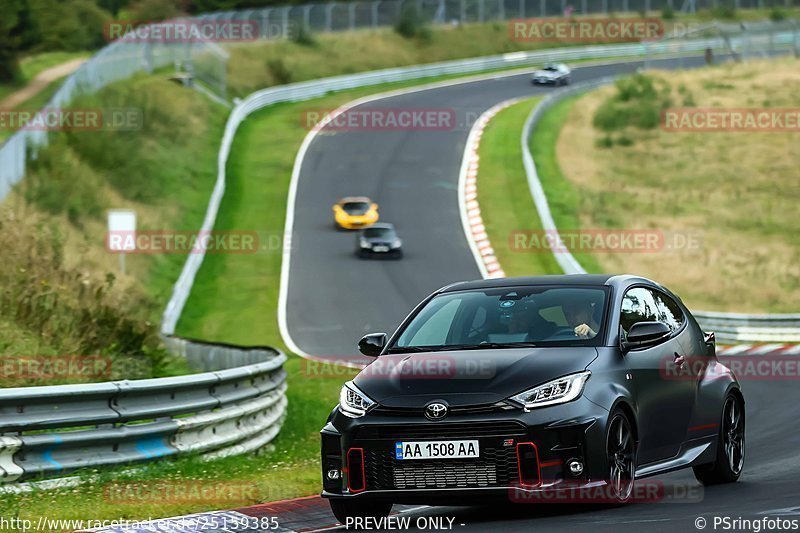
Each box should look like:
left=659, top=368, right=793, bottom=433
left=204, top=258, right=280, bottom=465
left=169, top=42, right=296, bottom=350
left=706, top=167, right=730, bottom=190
left=0, top=0, right=25, bottom=83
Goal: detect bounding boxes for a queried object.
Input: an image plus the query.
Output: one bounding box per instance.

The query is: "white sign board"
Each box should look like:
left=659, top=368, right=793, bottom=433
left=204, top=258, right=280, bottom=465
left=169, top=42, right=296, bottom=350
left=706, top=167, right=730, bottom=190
left=107, top=209, right=137, bottom=252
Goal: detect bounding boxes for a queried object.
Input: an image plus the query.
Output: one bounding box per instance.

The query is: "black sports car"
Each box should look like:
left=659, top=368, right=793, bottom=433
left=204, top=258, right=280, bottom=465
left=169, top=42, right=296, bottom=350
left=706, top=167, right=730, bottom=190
left=320, top=275, right=744, bottom=523
left=355, top=223, right=403, bottom=259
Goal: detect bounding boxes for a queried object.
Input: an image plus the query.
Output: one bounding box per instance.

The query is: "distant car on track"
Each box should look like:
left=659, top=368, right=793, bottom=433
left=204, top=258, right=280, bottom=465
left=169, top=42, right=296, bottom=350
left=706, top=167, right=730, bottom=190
left=320, top=274, right=744, bottom=523
left=531, top=63, right=571, bottom=85
left=333, top=197, right=379, bottom=230
left=356, top=223, right=403, bottom=259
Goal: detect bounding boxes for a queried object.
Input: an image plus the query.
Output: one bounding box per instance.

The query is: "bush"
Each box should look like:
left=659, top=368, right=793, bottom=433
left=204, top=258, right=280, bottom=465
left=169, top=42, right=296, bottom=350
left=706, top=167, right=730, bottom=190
left=769, top=7, right=788, bottom=21
left=709, top=4, right=737, bottom=19
left=267, top=58, right=292, bottom=85
left=593, top=73, right=671, bottom=132
left=595, top=135, right=614, bottom=148
left=616, top=135, right=634, bottom=146
left=292, top=24, right=317, bottom=46
left=661, top=5, right=675, bottom=19
left=395, top=4, right=430, bottom=40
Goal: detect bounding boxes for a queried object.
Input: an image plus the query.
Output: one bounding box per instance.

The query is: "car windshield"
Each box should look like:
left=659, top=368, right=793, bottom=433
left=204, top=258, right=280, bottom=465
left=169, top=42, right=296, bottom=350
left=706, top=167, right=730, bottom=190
left=390, top=285, right=608, bottom=351
left=542, top=65, right=558, bottom=71
left=342, top=201, right=370, bottom=214
left=364, top=227, right=395, bottom=239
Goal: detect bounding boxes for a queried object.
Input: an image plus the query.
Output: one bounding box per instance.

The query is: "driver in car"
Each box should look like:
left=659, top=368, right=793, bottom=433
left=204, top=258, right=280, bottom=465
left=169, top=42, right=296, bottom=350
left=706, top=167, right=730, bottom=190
left=563, top=300, right=600, bottom=339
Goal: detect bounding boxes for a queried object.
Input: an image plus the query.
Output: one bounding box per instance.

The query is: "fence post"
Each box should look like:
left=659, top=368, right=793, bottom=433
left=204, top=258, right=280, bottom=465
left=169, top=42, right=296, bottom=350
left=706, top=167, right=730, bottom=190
left=460, top=0, right=466, bottom=22
left=540, top=0, right=546, bottom=16
left=372, top=0, right=380, bottom=28
left=349, top=2, right=356, bottom=30
left=519, top=0, right=524, bottom=17
left=282, top=7, right=290, bottom=37
left=498, top=0, right=505, bottom=21
left=479, top=0, right=485, bottom=22
left=325, top=3, right=334, bottom=31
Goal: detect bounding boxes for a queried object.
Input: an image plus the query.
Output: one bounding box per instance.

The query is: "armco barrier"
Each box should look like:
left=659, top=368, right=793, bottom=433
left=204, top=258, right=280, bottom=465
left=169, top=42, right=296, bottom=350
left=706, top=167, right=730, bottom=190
left=0, top=339, right=287, bottom=483
left=519, top=77, right=800, bottom=343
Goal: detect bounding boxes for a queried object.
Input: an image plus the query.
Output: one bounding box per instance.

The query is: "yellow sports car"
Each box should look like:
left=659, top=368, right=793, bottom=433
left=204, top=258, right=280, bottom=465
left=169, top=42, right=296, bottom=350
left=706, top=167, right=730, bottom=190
left=332, top=196, right=379, bottom=230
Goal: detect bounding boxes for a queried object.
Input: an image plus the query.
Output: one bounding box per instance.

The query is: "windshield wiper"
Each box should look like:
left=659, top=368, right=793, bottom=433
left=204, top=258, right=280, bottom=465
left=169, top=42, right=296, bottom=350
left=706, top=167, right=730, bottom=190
left=385, top=346, right=434, bottom=354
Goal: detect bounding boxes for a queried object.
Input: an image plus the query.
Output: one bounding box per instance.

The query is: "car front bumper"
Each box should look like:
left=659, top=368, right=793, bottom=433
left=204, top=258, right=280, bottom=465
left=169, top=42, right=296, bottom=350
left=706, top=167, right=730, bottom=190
left=320, top=396, right=611, bottom=504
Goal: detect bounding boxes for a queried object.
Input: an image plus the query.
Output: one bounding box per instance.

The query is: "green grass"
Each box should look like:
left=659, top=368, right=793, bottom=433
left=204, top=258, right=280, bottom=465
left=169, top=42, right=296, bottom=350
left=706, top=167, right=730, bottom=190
left=476, top=97, right=562, bottom=277
left=528, top=96, right=603, bottom=273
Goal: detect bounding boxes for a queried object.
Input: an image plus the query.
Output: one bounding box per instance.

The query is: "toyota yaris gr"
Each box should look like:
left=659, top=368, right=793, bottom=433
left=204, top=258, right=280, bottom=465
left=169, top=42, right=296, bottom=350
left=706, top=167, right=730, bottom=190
left=320, top=275, right=745, bottom=523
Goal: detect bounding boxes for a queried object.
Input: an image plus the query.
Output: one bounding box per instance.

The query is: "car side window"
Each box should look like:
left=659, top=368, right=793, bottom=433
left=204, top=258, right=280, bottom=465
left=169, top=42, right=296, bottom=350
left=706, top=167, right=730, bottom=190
left=620, top=287, right=659, bottom=335
left=652, top=291, right=685, bottom=332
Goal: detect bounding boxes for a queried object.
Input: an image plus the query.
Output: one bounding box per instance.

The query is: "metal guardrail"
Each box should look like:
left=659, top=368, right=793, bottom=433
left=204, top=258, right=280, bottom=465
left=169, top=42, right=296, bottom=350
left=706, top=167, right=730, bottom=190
left=0, top=340, right=287, bottom=483
left=520, top=76, right=800, bottom=343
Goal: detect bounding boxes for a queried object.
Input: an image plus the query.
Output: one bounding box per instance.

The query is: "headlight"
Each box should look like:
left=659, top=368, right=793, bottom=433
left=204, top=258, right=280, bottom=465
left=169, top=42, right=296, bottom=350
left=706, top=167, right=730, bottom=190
left=360, top=239, right=371, bottom=248
left=509, top=371, right=591, bottom=409
left=339, top=381, right=376, bottom=417
left=391, top=239, right=402, bottom=248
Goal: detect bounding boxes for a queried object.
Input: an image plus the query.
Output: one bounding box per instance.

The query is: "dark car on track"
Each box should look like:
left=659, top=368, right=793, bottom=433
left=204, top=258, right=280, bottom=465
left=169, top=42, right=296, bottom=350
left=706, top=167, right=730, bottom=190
left=320, top=274, right=745, bottom=522
left=355, top=223, right=403, bottom=259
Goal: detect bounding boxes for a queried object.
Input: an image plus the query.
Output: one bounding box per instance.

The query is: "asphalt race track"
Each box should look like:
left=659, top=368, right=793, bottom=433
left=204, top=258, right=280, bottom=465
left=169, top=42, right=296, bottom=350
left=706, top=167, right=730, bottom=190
left=286, top=55, right=714, bottom=358
left=280, top=54, right=800, bottom=531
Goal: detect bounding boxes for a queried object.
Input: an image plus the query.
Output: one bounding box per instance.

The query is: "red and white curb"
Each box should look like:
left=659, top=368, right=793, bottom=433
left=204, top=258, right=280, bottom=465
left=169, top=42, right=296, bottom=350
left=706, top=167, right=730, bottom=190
left=716, top=344, right=800, bottom=357
left=459, top=97, right=526, bottom=280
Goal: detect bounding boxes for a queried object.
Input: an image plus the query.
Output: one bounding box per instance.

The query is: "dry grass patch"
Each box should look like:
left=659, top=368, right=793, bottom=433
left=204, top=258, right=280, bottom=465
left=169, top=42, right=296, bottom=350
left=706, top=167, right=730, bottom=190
left=556, top=57, right=800, bottom=313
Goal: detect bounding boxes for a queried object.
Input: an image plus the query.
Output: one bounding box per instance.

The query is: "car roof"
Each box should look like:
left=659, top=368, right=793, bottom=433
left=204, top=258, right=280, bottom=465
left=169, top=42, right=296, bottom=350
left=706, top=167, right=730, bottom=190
left=439, top=274, right=653, bottom=293
left=339, top=196, right=372, bottom=204
left=366, top=222, right=395, bottom=230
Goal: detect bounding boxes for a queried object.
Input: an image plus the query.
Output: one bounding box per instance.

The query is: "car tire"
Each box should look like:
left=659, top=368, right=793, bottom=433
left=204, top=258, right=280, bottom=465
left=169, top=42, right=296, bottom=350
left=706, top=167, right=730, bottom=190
left=329, top=499, right=393, bottom=525
left=607, top=408, right=636, bottom=503
left=693, top=394, right=744, bottom=485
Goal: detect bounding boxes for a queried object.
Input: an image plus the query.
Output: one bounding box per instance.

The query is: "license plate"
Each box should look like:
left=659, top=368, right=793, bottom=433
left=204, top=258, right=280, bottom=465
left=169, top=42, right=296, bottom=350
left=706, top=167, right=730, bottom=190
left=373, top=246, right=389, bottom=252
left=395, top=440, right=479, bottom=460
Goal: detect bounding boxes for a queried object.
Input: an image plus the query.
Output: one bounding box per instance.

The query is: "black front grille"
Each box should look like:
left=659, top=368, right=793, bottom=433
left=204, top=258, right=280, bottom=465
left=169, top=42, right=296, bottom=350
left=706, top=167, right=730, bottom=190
left=365, top=446, right=518, bottom=490
left=355, top=421, right=527, bottom=440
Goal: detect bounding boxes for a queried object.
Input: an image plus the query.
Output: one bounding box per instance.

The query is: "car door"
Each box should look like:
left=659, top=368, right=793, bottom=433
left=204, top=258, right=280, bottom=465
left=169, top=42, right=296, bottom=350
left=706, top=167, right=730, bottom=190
left=620, top=287, right=695, bottom=465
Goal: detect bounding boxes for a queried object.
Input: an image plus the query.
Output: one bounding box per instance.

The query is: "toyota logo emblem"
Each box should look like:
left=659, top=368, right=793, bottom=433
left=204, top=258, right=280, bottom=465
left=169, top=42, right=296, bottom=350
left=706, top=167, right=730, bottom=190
left=425, top=402, right=448, bottom=420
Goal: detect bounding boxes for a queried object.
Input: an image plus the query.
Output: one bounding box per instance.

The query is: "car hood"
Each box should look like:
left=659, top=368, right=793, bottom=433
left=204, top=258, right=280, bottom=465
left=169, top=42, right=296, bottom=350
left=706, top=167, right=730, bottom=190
left=353, top=347, right=598, bottom=408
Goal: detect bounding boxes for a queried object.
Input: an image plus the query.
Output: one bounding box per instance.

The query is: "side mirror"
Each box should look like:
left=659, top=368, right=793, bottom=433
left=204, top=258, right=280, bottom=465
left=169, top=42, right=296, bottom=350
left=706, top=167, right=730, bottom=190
left=371, top=203, right=378, bottom=211
left=622, top=321, right=671, bottom=352
left=358, top=332, right=387, bottom=357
